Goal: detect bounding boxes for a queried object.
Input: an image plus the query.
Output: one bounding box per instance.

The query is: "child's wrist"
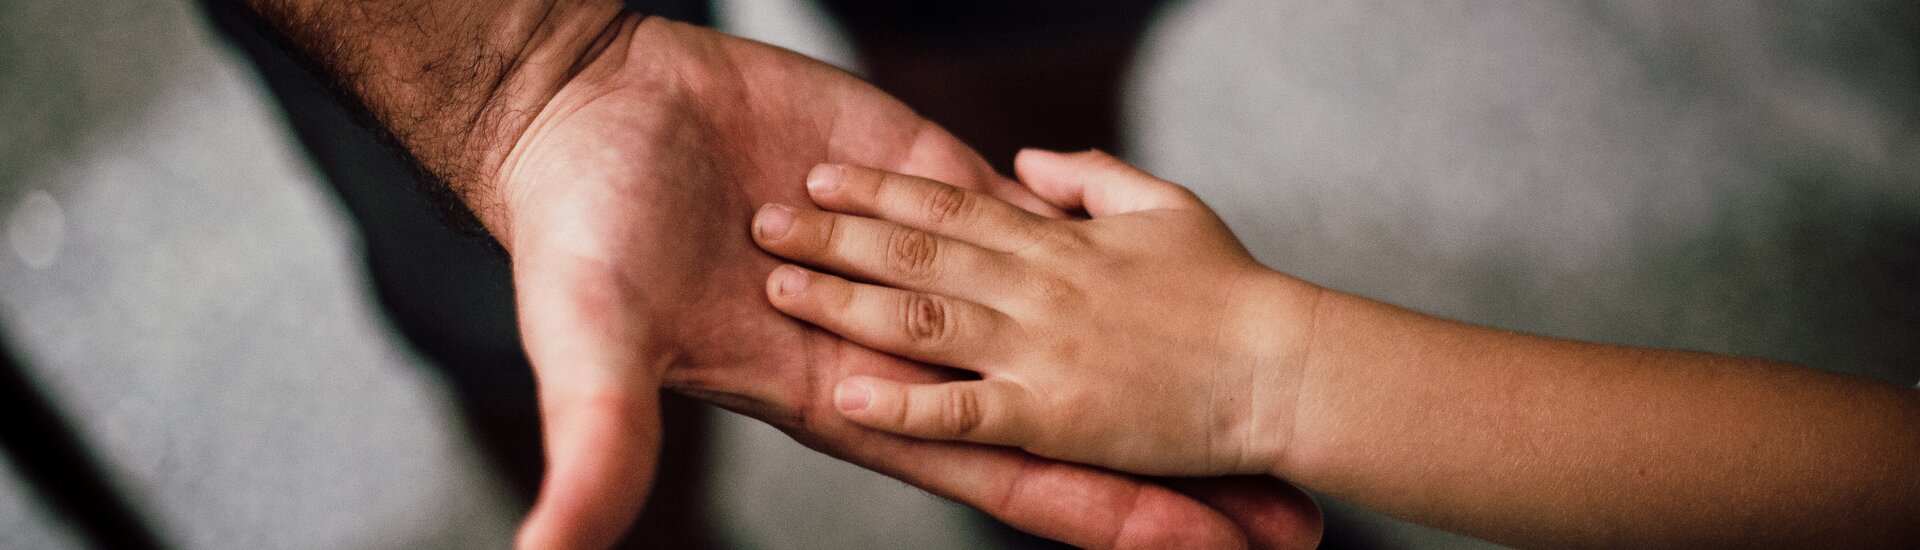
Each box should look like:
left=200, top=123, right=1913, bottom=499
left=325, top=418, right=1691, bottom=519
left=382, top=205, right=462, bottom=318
left=1224, top=268, right=1327, bottom=476
left=1262, top=285, right=1364, bottom=483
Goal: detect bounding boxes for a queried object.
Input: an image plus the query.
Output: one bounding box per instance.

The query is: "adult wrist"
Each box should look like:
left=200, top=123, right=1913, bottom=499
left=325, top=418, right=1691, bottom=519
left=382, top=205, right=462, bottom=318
left=429, top=1, right=632, bottom=230
left=240, top=0, right=629, bottom=233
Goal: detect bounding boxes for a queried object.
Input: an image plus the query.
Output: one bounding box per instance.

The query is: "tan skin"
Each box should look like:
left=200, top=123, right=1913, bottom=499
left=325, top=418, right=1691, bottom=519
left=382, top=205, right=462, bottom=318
left=755, top=149, right=1920, bottom=548
left=499, top=17, right=1276, bottom=548
left=243, top=1, right=1324, bottom=547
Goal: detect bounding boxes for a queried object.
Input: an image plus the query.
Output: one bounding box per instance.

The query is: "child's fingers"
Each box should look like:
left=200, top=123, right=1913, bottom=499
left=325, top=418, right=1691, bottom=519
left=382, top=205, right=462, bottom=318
left=766, top=265, right=1013, bottom=370
left=806, top=164, right=1052, bottom=252
left=1013, top=149, right=1204, bottom=217
left=834, top=375, right=1035, bottom=447
left=754, top=204, right=1019, bottom=302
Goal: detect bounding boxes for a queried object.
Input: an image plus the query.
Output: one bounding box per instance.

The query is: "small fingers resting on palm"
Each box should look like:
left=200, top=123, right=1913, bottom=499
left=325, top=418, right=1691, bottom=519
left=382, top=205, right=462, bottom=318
left=750, top=150, right=1306, bottom=478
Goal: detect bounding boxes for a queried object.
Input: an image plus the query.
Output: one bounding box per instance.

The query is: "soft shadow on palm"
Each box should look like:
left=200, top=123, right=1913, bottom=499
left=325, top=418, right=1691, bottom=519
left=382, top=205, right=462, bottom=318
left=498, top=16, right=1320, bottom=549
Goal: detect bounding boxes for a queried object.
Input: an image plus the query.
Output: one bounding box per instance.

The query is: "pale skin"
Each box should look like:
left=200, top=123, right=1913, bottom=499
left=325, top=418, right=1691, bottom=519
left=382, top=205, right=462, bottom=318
left=755, top=149, right=1920, bottom=548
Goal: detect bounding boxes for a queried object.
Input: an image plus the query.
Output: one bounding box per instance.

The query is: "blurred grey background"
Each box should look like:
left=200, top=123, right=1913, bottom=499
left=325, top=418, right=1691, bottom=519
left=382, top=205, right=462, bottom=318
left=2, top=0, right=1915, bottom=548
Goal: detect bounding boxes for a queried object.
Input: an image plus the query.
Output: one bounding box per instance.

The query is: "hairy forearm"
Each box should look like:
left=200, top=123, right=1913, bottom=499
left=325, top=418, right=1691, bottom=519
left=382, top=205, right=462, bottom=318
left=239, top=0, right=627, bottom=217
left=1274, top=287, right=1920, bottom=547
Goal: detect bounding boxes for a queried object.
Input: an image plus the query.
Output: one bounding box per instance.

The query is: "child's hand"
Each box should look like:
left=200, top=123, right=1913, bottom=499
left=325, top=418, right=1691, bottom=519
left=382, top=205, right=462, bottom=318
left=750, top=149, right=1324, bottom=476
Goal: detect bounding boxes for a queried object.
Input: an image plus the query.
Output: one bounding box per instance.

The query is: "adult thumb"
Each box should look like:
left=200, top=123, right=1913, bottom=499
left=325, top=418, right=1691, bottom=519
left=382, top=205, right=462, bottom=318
left=510, top=260, right=668, bottom=549
left=514, top=382, right=662, bottom=549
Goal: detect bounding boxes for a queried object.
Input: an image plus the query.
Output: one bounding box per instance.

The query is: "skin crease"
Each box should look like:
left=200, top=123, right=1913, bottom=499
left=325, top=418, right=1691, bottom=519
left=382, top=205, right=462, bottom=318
left=755, top=150, right=1920, bottom=549
left=492, top=15, right=1323, bottom=550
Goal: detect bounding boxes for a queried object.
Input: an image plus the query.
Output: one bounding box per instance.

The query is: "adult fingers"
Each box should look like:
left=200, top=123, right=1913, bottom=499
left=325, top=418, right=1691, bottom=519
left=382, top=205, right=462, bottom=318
left=765, top=265, right=1012, bottom=369
left=805, top=164, right=1053, bottom=252
left=788, top=363, right=1252, bottom=550
left=833, top=375, right=1035, bottom=447
left=1169, top=476, right=1325, bottom=549
left=1013, top=149, right=1204, bottom=218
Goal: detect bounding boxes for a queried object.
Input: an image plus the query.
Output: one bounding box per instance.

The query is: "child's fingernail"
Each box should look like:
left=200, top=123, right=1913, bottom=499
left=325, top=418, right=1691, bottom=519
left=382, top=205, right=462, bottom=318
left=756, top=204, right=794, bottom=239
left=836, top=381, right=871, bottom=411
left=773, top=265, right=809, bottom=296
left=808, top=164, right=844, bottom=194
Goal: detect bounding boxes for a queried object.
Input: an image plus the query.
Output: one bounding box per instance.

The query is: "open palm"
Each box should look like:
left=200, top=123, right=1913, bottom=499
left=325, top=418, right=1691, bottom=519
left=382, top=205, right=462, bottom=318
left=492, top=16, right=1320, bottom=549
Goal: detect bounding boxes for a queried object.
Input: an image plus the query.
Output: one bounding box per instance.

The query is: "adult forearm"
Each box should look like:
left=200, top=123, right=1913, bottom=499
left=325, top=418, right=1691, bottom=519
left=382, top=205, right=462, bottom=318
left=239, top=0, right=626, bottom=216
left=1276, top=289, right=1920, bottom=547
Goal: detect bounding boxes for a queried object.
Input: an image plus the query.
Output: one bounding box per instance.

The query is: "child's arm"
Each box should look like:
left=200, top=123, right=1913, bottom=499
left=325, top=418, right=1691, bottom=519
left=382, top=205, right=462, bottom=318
left=751, top=149, right=1920, bottom=548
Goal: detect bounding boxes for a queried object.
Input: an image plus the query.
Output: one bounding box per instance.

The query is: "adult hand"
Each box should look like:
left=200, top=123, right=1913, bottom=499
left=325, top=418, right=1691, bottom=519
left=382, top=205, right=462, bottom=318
left=481, top=15, right=1322, bottom=549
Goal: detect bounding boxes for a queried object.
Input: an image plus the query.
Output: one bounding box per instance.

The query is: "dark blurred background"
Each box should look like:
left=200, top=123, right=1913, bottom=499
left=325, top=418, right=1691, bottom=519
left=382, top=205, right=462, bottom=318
left=3, top=0, right=1916, bottom=548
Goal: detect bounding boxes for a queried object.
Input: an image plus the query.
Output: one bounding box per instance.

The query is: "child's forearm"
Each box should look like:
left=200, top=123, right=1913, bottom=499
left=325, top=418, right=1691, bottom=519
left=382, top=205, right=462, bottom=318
left=752, top=153, right=1919, bottom=546
left=1262, top=278, right=1920, bottom=548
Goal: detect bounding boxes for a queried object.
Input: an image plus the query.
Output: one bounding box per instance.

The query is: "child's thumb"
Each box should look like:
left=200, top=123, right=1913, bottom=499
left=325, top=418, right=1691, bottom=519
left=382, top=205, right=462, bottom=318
left=1014, top=149, right=1203, bottom=217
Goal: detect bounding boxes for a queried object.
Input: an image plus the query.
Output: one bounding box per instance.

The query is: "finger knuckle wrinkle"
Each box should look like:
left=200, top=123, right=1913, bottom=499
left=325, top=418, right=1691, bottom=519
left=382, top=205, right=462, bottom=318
left=921, top=185, right=973, bottom=225
left=902, top=294, right=951, bottom=344
left=943, top=387, right=983, bottom=437
left=886, top=227, right=941, bottom=277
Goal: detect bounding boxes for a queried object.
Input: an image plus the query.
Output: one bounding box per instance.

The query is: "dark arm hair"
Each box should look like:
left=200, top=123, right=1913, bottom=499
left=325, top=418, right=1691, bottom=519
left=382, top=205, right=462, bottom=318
left=233, top=0, right=627, bottom=223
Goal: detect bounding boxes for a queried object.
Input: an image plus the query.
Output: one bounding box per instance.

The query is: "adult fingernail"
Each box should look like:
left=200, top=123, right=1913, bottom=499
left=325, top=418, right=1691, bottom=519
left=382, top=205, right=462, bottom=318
left=836, top=381, right=871, bottom=411
left=773, top=264, right=809, bottom=296
left=756, top=204, right=794, bottom=239
left=808, top=164, right=844, bottom=194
